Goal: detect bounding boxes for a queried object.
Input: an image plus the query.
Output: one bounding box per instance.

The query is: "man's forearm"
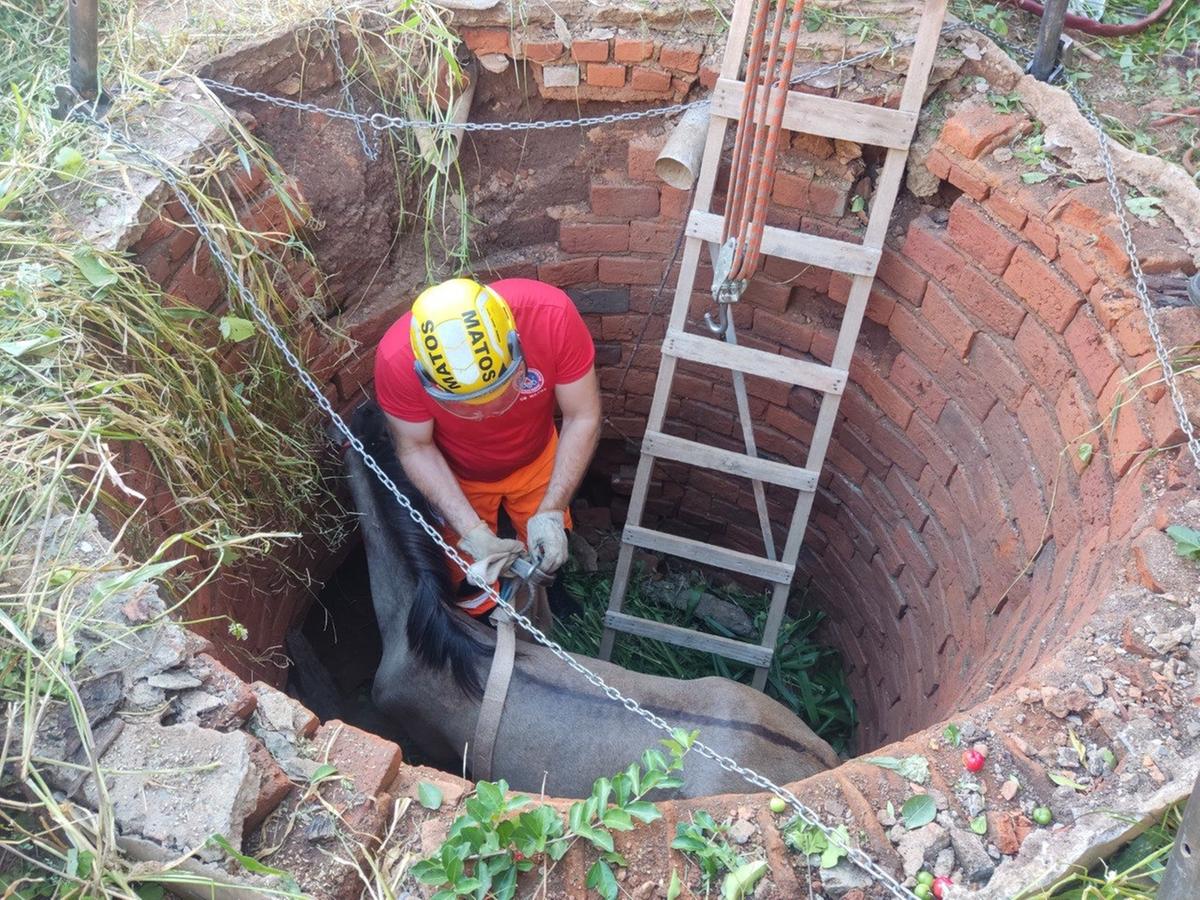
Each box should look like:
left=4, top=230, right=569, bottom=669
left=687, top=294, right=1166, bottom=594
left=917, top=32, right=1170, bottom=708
left=396, top=442, right=482, bottom=536
left=538, top=414, right=601, bottom=513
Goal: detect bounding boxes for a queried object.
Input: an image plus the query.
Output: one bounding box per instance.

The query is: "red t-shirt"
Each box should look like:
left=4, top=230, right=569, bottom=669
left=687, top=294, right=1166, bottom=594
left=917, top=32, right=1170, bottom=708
left=374, top=279, right=595, bottom=482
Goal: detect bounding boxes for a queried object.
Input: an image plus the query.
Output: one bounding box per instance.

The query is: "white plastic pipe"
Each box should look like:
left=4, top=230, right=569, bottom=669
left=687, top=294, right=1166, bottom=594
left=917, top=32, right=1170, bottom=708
left=655, top=105, right=710, bottom=190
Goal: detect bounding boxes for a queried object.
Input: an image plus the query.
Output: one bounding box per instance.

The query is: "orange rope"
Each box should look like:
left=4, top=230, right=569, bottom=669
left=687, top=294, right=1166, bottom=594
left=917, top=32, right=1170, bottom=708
left=722, top=0, right=807, bottom=284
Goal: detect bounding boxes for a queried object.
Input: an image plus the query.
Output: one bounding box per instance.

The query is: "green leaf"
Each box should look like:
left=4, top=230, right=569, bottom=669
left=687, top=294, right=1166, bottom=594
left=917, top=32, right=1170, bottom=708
left=942, top=723, right=961, bottom=747
left=92, top=559, right=180, bottom=600
left=625, top=800, right=662, bottom=824
left=1048, top=771, right=1087, bottom=792
left=667, top=869, right=683, bottom=900
left=601, top=807, right=634, bottom=831
left=1125, top=195, right=1162, bottom=220
left=577, top=824, right=615, bottom=853
left=970, top=814, right=988, bottom=835
left=72, top=249, right=119, bottom=289
left=133, top=885, right=165, bottom=900
left=418, top=780, right=443, bottom=810
left=1100, top=748, right=1117, bottom=770
left=206, top=834, right=297, bottom=886
left=53, top=146, right=85, bottom=178
left=867, top=755, right=929, bottom=784
left=1021, top=171, right=1050, bottom=184
left=1166, top=525, right=1200, bottom=562
left=819, top=826, right=850, bottom=869
left=410, top=859, right=447, bottom=884
left=722, top=860, right=768, bottom=899
left=1068, top=728, right=1087, bottom=766
left=308, top=763, right=338, bottom=783
left=586, top=860, right=619, bottom=900
left=901, top=794, right=937, bottom=829
left=219, top=315, right=256, bottom=343
left=1077, top=442, right=1093, bottom=466
left=850, top=194, right=866, bottom=213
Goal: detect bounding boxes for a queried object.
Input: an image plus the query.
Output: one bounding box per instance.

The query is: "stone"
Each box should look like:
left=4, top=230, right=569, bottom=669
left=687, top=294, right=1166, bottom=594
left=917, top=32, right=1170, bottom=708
left=896, top=823, right=950, bottom=877
left=820, top=861, right=873, bottom=898
left=949, top=828, right=995, bottom=883
left=542, top=64, right=580, bottom=88
left=81, top=721, right=260, bottom=858
left=477, top=53, right=509, bottom=73
left=728, top=818, right=757, bottom=845
left=934, top=847, right=955, bottom=876
left=643, top=575, right=755, bottom=637
left=1000, top=778, right=1020, bottom=801
left=1082, top=673, right=1105, bottom=696
left=147, top=670, right=203, bottom=690
left=1056, top=746, right=1082, bottom=769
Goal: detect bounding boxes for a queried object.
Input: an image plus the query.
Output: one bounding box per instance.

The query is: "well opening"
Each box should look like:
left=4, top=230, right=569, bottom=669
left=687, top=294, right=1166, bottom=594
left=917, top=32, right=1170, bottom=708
left=179, top=17, right=1200, bottom=767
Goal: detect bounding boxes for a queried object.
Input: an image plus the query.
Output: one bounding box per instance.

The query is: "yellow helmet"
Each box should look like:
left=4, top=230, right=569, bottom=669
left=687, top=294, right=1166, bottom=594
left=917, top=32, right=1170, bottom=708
left=410, top=278, right=525, bottom=419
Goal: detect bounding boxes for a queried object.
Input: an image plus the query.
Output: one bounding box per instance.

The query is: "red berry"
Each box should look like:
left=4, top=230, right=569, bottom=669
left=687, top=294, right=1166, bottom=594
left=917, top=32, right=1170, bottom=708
left=962, top=749, right=985, bottom=773
left=512, top=851, right=526, bottom=862
left=932, top=876, right=953, bottom=898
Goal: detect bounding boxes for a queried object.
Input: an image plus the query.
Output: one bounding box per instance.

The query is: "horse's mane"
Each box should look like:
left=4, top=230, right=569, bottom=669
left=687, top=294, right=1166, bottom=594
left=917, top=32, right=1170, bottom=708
left=350, top=401, right=486, bottom=698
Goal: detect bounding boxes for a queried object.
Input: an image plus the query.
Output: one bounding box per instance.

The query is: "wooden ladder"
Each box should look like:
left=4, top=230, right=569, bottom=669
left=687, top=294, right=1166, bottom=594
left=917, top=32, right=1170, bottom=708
left=598, top=0, right=949, bottom=689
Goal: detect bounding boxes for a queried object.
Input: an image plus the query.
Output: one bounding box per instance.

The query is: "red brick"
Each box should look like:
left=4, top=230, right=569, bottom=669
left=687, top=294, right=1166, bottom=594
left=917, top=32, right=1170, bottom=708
left=559, top=222, right=629, bottom=253
left=947, top=163, right=989, bottom=201
left=614, top=37, right=655, bottom=62
left=984, top=192, right=1028, bottom=231
left=461, top=28, right=511, bottom=55
left=1098, top=369, right=1150, bottom=477
left=981, top=403, right=1035, bottom=486
left=809, top=178, right=849, bottom=217
left=1022, top=217, right=1058, bottom=258
left=1111, top=311, right=1153, bottom=358
left=939, top=105, right=1028, bottom=159
left=659, top=185, right=690, bottom=220
left=772, top=170, right=810, bottom=209
left=935, top=352, right=998, bottom=422
left=1002, top=245, right=1083, bottom=333
left=890, top=353, right=948, bottom=421
left=537, top=256, right=597, bottom=285
left=571, top=39, right=609, bottom=62
left=947, top=198, right=1018, bottom=275
left=1056, top=244, right=1098, bottom=293
left=904, top=412, right=955, bottom=484
left=921, top=282, right=976, bottom=357
left=598, top=256, right=663, bottom=285
left=313, top=720, right=402, bottom=797
left=1014, top=316, right=1073, bottom=396
left=522, top=39, right=563, bottom=63
left=699, top=63, right=720, bottom=90
left=1016, top=390, right=1064, bottom=481
left=590, top=181, right=658, bottom=218
left=925, top=149, right=951, bottom=181
left=628, top=220, right=680, bottom=255
left=1151, top=395, right=1189, bottom=448
left=869, top=417, right=926, bottom=481
left=629, top=66, right=671, bottom=92
left=586, top=62, right=626, bottom=87
left=877, top=248, right=928, bottom=304
left=627, top=133, right=667, bottom=181
left=888, top=303, right=948, bottom=373
left=659, top=43, right=703, bottom=72
left=968, top=335, right=1028, bottom=411
left=165, top=245, right=221, bottom=309
left=852, top=362, right=914, bottom=428
left=1064, top=309, right=1119, bottom=396
left=1048, top=183, right=1115, bottom=238
left=1055, top=380, right=1098, bottom=472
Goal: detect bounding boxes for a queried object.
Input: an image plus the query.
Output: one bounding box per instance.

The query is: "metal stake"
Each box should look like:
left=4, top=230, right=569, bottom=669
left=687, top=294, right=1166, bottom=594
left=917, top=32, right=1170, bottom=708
left=1160, top=772, right=1200, bottom=898
left=69, top=0, right=100, bottom=100
left=1027, top=0, right=1069, bottom=82
left=54, top=0, right=108, bottom=118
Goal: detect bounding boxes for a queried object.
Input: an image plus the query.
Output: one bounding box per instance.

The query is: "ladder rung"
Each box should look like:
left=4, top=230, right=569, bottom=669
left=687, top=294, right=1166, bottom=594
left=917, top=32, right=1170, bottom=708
left=603, top=611, right=774, bottom=667
left=624, top=525, right=796, bottom=583
left=643, top=430, right=817, bottom=491
left=663, top=330, right=846, bottom=394
left=711, top=77, right=918, bottom=150
left=688, top=211, right=880, bottom=277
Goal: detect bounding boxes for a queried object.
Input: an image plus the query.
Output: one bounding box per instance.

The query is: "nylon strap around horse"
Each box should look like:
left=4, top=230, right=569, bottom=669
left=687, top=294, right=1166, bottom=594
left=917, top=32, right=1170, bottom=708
left=471, top=608, right=516, bottom=781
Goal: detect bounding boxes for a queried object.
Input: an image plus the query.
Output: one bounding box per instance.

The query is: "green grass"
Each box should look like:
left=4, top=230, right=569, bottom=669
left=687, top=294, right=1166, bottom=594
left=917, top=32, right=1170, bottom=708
left=555, top=564, right=857, bottom=754
left=1029, top=801, right=1184, bottom=898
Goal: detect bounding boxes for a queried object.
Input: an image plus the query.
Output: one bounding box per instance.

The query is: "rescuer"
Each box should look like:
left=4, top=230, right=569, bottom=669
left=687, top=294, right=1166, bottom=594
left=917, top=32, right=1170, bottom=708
left=374, top=277, right=601, bottom=616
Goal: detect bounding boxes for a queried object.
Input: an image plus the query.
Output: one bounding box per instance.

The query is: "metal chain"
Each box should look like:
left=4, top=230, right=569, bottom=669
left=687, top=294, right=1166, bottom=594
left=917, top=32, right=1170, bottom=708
left=326, top=9, right=379, bottom=160
left=75, top=111, right=917, bottom=900
left=200, top=23, right=967, bottom=138
left=1065, top=82, right=1200, bottom=469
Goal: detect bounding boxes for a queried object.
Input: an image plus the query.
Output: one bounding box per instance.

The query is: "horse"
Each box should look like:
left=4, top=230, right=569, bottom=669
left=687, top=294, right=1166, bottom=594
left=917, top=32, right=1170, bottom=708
left=344, top=401, right=840, bottom=798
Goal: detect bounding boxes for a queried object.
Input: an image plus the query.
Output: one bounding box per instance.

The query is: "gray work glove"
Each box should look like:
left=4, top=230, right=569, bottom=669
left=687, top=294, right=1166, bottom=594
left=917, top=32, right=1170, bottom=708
left=526, top=510, right=569, bottom=575
left=458, top=522, right=525, bottom=586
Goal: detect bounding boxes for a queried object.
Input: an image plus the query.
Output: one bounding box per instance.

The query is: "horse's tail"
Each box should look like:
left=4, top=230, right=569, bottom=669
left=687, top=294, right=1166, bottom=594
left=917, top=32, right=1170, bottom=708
left=349, top=401, right=486, bottom=698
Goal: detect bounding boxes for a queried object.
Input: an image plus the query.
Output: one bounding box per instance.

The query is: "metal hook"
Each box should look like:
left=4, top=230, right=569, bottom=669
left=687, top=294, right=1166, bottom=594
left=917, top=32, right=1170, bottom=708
left=704, top=303, right=731, bottom=335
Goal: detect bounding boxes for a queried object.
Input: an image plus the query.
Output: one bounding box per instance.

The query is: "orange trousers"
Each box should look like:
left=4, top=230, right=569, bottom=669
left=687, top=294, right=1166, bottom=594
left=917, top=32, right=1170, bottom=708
left=441, top=431, right=572, bottom=615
